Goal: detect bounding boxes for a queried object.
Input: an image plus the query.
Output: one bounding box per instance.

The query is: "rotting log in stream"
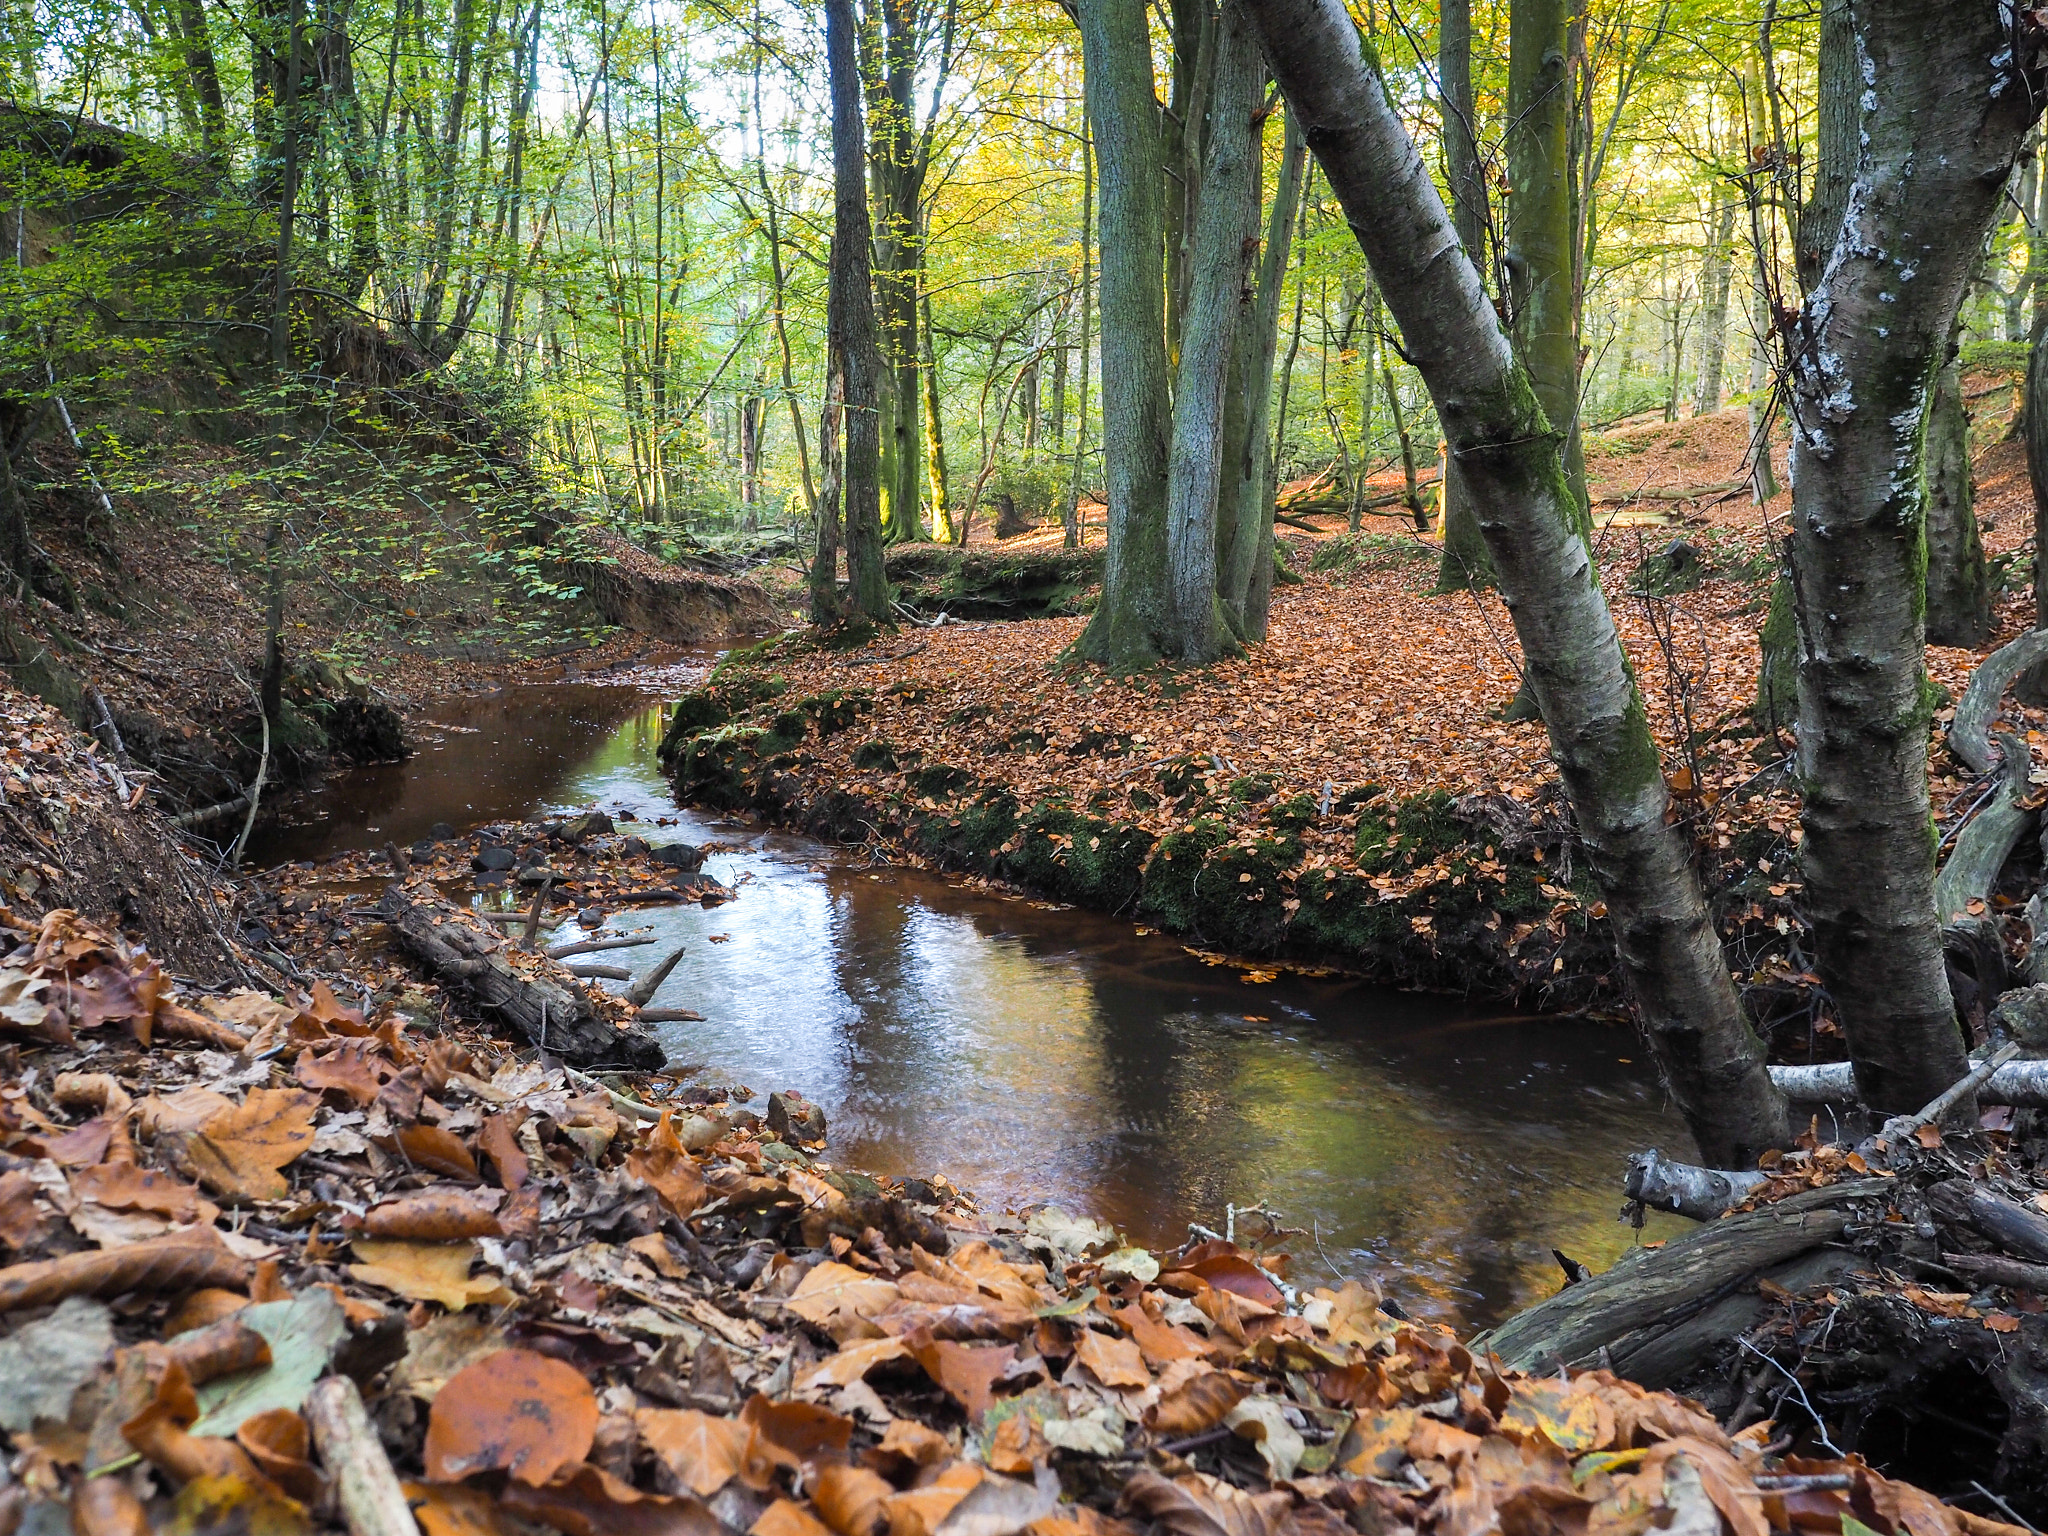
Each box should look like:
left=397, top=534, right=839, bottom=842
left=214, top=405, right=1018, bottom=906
left=378, top=882, right=666, bottom=1071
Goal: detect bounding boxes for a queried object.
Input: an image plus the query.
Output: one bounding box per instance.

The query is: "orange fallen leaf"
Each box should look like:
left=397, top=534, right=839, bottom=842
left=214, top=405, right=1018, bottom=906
left=348, top=1240, right=514, bottom=1312
left=1072, top=1329, right=1150, bottom=1390
left=393, top=1123, right=481, bottom=1181
left=426, top=1347, right=599, bottom=1486
left=637, top=1408, right=751, bottom=1497
left=187, top=1089, right=320, bottom=1202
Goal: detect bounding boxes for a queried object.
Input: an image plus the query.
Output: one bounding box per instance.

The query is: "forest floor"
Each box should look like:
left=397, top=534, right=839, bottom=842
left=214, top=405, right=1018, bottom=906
left=687, top=363, right=2040, bottom=1040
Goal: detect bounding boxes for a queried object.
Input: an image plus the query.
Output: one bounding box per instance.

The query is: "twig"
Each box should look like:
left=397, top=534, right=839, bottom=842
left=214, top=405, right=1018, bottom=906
left=1872, top=1041, right=2022, bottom=1152
left=562, top=1063, right=662, bottom=1123
left=305, top=1375, right=421, bottom=1536
left=1736, top=1338, right=1841, bottom=1456
left=227, top=669, right=270, bottom=871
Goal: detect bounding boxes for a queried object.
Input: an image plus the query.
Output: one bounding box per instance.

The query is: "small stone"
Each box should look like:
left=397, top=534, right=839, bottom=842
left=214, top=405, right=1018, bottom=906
left=472, top=846, right=517, bottom=872
left=766, top=1090, right=826, bottom=1143
left=560, top=811, right=615, bottom=842
left=759, top=1140, right=810, bottom=1169
left=621, top=836, right=651, bottom=857
left=517, top=866, right=561, bottom=885
left=650, top=843, right=706, bottom=873
left=429, top=822, right=457, bottom=841
left=577, top=908, right=606, bottom=928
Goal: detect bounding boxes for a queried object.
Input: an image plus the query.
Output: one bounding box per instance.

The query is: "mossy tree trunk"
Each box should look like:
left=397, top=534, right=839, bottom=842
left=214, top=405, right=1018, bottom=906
left=1503, top=0, right=1587, bottom=528
left=1164, top=1, right=1262, bottom=664
left=1070, top=0, right=1176, bottom=669
left=825, top=0, right=889, bottom=621
left=1242, top=0, right=1789, bottom=1166
left=1433, top=0, right=1495, bottom=593
left=1780, top=0, right=2042, bottom=1113
left=1924, top=329, right=1989, bottom=648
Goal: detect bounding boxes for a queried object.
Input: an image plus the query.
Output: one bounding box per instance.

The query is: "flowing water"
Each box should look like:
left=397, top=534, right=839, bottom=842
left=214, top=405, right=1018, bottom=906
left=255, top=664, right=1693, bottom=1330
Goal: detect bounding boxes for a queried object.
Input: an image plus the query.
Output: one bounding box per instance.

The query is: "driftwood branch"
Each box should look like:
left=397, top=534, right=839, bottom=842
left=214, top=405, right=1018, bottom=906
left=1925, top=1179, right=2048, bottom=1263
left=1934, top=732, right=2036, bottom=921
left=379, top=883, right=663, bottom=1071
left=306, top=1375, right=421, bottom=1536
left=564, top=963, right=632, bottom=981
left=545, top=935, right=658, bottom=960
left=1949, top=629, right=2048, bottom=773
left=1623, top=1148, right=1766, bottom=1221
left=626, top=943, right=688, bottom=1008
left=1944, top=1251, right=2048, bottom=1292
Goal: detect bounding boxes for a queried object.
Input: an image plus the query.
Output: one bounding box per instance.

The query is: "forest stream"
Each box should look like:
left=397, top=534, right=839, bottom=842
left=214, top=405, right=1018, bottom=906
left=252, top=659, right=1692, bottom=1331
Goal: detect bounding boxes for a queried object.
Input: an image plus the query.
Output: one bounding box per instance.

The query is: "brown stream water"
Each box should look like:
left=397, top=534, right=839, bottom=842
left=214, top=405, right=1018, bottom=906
left=254, top=666, right=1693, bottom=1330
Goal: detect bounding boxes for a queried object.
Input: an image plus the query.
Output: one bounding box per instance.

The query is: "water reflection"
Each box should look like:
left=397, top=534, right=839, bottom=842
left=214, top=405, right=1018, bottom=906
left=268, top=682, right=1694, bottom=1330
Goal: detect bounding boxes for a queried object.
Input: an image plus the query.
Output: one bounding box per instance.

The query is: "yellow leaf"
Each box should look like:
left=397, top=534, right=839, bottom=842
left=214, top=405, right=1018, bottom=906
left=348, top=1239, right=515, bottom=1311
left=186, top=1089, right=320, bottom=1202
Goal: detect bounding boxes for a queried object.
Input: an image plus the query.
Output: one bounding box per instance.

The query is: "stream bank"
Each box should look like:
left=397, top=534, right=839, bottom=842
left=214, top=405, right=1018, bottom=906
left=248, top=672, right=1695, bottom=1331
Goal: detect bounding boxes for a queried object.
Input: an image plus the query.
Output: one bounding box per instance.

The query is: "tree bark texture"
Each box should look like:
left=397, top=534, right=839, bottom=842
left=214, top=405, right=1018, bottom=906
left=1783, top=0, right=2044, bottom=1114
left=865, top=0, right=930, bottom=543
left=1693, top=198, right=1736, bottom=416
left=1164, top=0, right=1262, bottom=664
left=826, top=0, right=890, bottom=620
left=1239, top=0, right=1790, bottom=1166
left=1071, top=0, right=1175, bottom=669
left=1434, top=0, right=1494, bottom=592
left=1924, top=332, right=1990, bottom=647
left=1504, top=0, right=1586, bottom=524
left=1221, top=107, right=1306, bottom=638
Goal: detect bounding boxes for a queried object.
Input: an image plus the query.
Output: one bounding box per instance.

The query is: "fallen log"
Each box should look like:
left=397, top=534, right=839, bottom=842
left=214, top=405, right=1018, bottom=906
left=1949, top=628, right=2048, bottom=773
left=1934, top=733, right=2036, bottom=921
left=1469, top=1181, right=1890, bottom=1384
left=1925, top=1179, right=2048, bottom=1263
left=379, top=883, right=665, bottom=1071
left=545, top=935, right=658, bottom=960
left=1944, top=1251, right=2048, bottom=1292
left=1772, top=1057, right=2048, bottom=1107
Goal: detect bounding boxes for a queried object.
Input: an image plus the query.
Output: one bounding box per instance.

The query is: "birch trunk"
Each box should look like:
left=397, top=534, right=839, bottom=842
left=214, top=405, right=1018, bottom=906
left=1783, top=0, right=2043, bottom=1113
left=1433, top=0, right=1495, bottom=592
left=1239, top=0, right=1789, bottom=1165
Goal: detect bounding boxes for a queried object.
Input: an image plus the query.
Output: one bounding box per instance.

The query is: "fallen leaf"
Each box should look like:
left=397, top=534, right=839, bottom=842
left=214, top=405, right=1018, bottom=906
left=404, top=1481, right=521, bottom=1536
left=71, top=1163, right=215, bottom=1224
left=628, top=1146, right=709, bottom=1221
left=187, top=1089, right=320, bottom=1202
left=1145, top=1372, right=1247, bottom=1437
left=637, top=1408, right=751, bottom=1497
left=159, top=1471, right=311, bottom=1536
left=425, top=1347, right=599, bottom=1486
left=393, top=1123, right=481, bottom=1181
left=189, top=1291, right=350, bottom=1438
left=361, top=1191, right=504, bottom=1241
left=236, top=1407, right=324, bottom=1503
left=1072, top=1330, right=1150, bottom=1390
left=1222, top=1396, right=1303, bottom=1481
left=936, top=1466, right=1061, bottom=1536
left=753, top=1501, right=836, bottom=1536
left=786, top=1261, right=900, bottom=1341
left=907, top=1334, right=1017, bottom=1420
left=1116, top=1470, right=1290, bottom=1536
left=0, top=1295, right=112, bottom=1432
left=294, top=1043, right=388, bottom=1105
left=815, top=1462, right=895, bottom=1536
left=0, top=1232, right=246, bottom=1312
left=799, top=1335, right=913, bottom=1392
left=348, top=1239, right=515, bottom=1311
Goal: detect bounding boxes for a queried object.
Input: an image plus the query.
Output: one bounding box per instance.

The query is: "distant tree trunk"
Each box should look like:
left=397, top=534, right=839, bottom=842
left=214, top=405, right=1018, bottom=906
left=1433, top=0, right=1494, bottom=591
left=1782, top=0, right=2041, bottom=1114
left=922, top=291, right=953, bottom=542
left=826, top=0, right=889, bottom=621
left=1163, top=0, right=1261, bottom=664
left=175, top=0, right=229, bottom=167
left=1221, top=108, right=1305, bottom=637
left=1504, top=0, right=1587, bottom=526
left=1070, top=0, right=1175, bottom=668
left=268, top=0, right=304, bottom=375
left=812, top=350, right=845, bottom=625
left=1693, top=198, right=1736, bottom=415
left=1924, top=328, right=1990, bottom=647
left=738, top=392, right=763, bottom=526
left=1242, top=0, right=1789, bottom=1166
left=1063, top=126, right=1094, bottom=553
left=1382, top=355, right=1426, bottom=531
left=2025, top=301, right=2048, bottom=693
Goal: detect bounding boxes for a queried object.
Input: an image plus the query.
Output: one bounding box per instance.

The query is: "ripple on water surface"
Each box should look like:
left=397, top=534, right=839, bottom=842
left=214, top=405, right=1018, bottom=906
left=257, top=676, right=1693, bottom=1330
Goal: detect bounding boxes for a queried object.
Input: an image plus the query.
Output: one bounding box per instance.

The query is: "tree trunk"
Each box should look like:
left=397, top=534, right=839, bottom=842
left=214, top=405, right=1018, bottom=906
left=1692, top=198, right=1736, bottom=415
left=2027, top=301, right=2048, bottom=704
left=1070, top=0, right=1175, bottom=668
left=1241, top=0, right=1789, bottom=1166
left=1064, top=125, right=1094, bottom=554
left=866, top=0, right=926, bottom=543
left=1432, top=0, right=1496, bottom=592
left=1925, top=327, right=1990, bottom=648
left=826, top=0, right=890, bottom=621
left=1220, top=107, right=1306, bottom=636
left=922, top=289, right=953, bottom=541
left=1782, top=0, right=2042, bottom=1114
left=1163, top=0, right=1262, bottom=663
left=1504, top=0, right=1587, bottom=526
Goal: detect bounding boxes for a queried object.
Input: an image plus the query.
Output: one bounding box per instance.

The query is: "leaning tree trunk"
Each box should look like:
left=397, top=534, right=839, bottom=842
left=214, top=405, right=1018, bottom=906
left=1070, top=0, right=1176, bottom=670
left=825, top=0, right=889, bottom=621
left=1432, top=0, right=1495, bottom=593
left=1239, top=0, right=1789, bottom=1166
left=1164, top=1, right=1263, bottom=664
left=1782, top=0, right=2044, bottom=1114
left=2024, top=302, right=2048, bottom=704
left=1924, top=327, right=1990, bottom=648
